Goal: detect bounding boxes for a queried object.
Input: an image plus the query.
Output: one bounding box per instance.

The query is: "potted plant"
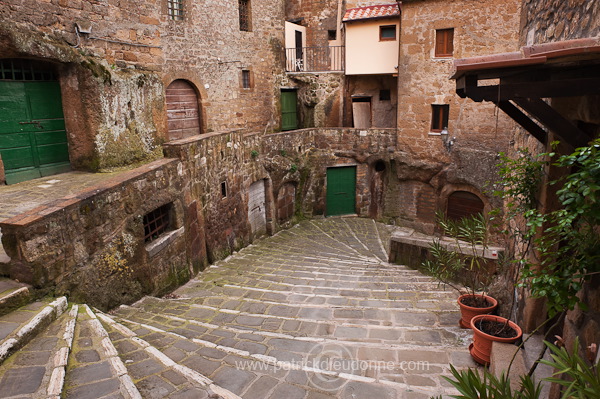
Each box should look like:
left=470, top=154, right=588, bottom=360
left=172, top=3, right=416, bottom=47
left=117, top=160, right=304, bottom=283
left=422, top=212, right=498, bottom=328
left=469, top=314, right=523, bottom=366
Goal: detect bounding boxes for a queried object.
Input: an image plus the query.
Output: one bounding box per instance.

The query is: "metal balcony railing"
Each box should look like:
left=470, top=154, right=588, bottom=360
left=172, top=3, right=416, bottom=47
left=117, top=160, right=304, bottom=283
left=285, top=46, right=345, bottom=73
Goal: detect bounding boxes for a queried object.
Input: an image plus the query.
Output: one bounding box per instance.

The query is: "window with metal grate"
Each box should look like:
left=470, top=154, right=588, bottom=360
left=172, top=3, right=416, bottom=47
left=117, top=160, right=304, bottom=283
left=167, top=0, right=184, bottom=21
left=143, top=203, right=172, bottom=243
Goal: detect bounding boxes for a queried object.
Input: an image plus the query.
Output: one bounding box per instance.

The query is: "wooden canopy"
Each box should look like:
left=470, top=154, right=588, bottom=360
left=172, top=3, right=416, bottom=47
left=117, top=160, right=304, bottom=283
left=452, top=38, right=600, bottom=149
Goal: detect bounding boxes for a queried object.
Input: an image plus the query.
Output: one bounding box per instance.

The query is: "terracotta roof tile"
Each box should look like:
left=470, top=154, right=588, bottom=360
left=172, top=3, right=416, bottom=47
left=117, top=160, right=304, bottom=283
left=343, top=3, right=400, bottom=22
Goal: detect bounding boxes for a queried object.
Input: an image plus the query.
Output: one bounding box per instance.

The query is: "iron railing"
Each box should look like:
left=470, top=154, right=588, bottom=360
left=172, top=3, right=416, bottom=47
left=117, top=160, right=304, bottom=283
left=285, top=46, right=345, bottom=72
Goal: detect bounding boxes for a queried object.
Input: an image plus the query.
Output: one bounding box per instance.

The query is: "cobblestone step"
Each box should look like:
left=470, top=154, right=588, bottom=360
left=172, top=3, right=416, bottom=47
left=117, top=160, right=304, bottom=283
left=0, top=300, right=71, bottom=398
left=102, top=310, right=418, bottom=398
left=0, top=297, right=67, bottom=365
left=0, top=279, right=31, bottom=317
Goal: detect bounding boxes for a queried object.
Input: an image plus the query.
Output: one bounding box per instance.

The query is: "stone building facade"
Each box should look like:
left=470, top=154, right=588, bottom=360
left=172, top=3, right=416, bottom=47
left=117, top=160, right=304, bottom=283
left=0, top=0, right=287, bottom=181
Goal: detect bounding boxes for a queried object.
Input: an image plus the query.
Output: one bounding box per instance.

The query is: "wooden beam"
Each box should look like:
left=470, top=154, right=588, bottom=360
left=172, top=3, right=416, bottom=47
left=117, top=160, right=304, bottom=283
left=497, top=101, right=547, bottom=145
left=513, top=98, right=591, bottom=149
left=461, top=77, right=600, bottom=102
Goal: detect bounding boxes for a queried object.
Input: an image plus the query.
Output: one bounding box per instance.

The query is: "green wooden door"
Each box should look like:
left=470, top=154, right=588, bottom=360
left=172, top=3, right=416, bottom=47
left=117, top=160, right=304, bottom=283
left=0, top=80, right=70, bottom=184
left=326, top=166, right=356, bottom=216
left=281, top=90, right=298, bottom=131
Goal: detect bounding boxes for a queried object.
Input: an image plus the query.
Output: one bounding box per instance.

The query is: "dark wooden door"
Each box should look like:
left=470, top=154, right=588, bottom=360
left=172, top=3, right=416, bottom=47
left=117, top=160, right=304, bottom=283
left=166, top=80, right=201, bottom=140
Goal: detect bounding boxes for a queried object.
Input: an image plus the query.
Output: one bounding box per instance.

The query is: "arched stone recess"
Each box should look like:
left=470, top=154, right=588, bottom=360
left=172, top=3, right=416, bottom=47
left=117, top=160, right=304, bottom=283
left=277, top=181, right=297, bottom=224
left=165, top=79, right=203, bottom=141
left=438, top=184, right=491, bottom=221
left=162, top=72, right=208, bottom=139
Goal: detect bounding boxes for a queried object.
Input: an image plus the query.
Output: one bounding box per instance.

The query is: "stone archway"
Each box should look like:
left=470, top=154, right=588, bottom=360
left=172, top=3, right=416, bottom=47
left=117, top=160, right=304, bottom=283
left=165, top=79, right=202, bottom=141
left=446, top=190, right=485, bottom=220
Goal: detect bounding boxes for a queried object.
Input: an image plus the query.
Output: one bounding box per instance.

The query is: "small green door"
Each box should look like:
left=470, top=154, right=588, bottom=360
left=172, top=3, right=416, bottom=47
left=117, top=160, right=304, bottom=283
left=326, top=166, right=356, bottom=216
left=281, top=90, right=298, bottom=131
left=0, top=66, right=70, bottom=184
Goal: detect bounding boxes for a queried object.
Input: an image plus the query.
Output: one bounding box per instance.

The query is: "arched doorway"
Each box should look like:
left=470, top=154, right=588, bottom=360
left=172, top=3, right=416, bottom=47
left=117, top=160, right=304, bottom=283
left=0, top=59, right=70, bottom=184
left=165, top=79, right=202, bottom=140
left=446, top=191, right=484, bottom=220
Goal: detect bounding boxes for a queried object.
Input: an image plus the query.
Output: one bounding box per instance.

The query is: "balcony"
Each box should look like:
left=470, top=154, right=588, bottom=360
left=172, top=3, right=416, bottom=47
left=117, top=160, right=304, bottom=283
left=285, top=46, right=345, bottom=73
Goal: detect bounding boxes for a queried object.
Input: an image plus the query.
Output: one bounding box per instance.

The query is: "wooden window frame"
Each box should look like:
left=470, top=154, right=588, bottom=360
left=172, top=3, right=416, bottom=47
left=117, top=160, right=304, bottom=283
left=238, top=0, right=252, bottom=32
left=435, top=28, right=454, bottom=57
left=431, top=104, right=449, bottom=132
left=379, top=25, right=397, bottom=41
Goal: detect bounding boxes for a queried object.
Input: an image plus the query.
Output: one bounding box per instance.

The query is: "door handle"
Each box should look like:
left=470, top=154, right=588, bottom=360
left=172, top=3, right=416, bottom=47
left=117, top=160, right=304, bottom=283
left=19, top=121, right=43, bottom=128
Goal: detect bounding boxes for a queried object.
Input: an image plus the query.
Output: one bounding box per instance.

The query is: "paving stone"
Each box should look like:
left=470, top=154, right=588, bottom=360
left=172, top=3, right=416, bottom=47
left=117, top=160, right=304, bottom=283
left=0, top=321, right=19, bottom=340
left=127, top=358, right=165, bottom=380
left=271, top=382, right=307, bottom=399
left=75, top=349, right=101, bottom=363
left=0, top=366, right=45, bottom=396
left=211, top=366, right=256, bottom=396
left=243, top=375, right=279, bottom=399
left=136, top=375, right=176, bottom=399
left=161, top=369, right=188, bottom=386
left=168, top=388, right=210, bottom=399
left=13, top=350, right=52, bottom=365
left=69, top=361, right=113, bottom=384
left=183, top=355, right=221, bottom=376
left=196, top=346, right=227, bottom=360
left=66, top=378, right=121, bottom=399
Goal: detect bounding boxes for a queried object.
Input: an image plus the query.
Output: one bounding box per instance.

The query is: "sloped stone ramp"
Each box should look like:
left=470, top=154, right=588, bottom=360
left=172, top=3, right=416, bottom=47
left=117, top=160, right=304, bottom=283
left=0, top=217, right=476, bottom=398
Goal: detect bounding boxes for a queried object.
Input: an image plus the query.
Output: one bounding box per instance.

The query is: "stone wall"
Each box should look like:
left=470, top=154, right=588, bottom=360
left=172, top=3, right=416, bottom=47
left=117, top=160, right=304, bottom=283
left=398, top=0, right=521, bottom=160
left=287, top=73, right=345, bottom=128
left=0, top=0, right=286, bottom=172
left=520, top=0, right=600, bottom=45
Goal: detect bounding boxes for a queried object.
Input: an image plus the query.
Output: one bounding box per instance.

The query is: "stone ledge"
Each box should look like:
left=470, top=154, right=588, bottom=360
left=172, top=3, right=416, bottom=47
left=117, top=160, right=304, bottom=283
left=145, top=227, right=185, bottom=258
left=0, top=158, right=178, bottom=228
left=390, top=229, right=504, bottom=261
left=490, top=341, right=527, bottom=391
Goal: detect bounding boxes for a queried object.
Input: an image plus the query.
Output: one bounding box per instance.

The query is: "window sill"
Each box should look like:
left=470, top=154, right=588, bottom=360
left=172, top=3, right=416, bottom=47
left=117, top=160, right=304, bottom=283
left=428, top=132, right=442, bottom=136
left=145, top=226, right=184, bottom=258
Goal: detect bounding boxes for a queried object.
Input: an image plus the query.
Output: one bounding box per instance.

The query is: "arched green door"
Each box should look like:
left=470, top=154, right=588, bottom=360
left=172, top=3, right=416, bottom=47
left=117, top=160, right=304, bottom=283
left=0, top=60, right=70, bottom=184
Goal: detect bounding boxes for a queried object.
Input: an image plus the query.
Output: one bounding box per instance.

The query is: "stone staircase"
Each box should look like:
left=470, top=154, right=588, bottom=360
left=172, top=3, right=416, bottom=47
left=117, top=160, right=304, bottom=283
left=0, top=217, right=477, bottom=398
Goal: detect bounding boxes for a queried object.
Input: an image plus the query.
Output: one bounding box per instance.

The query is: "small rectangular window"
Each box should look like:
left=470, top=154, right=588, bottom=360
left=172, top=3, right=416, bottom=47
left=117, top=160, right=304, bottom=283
left=221, top=181, right=228, bottom=198
left=242, top=70, right=251, bottom=89
left=144, top=204, right=172, bottom=243
left=379, top=89, right=391, bottom=101
left=328, top=30, right=337, bottom=41
left=167, top=0, right=184, bottom=21
left=239, top=0, right=251, bottom=31
left=379, top=25, right=396, bottom=41
left=435, top=28, right=454, bottom=57
left=431, top=104, right=449, bottom=132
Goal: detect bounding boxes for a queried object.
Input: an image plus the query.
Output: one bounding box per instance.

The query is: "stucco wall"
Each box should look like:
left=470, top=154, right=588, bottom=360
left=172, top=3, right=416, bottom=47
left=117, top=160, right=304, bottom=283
left=345, top=18, right=399, bottom=75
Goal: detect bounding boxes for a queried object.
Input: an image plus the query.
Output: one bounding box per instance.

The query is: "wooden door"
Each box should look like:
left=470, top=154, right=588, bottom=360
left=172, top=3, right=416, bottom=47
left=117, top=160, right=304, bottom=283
left=166, top=80, right=201, bottom=141
left=249, top=180, right=267, bottom=236
left=326, top=166, right=356, bottom=216
left=281, top=90, right=298, bottom=131
left=0, top=77, right=70, bottom=184
left=352, top=98, right=371, bottom=128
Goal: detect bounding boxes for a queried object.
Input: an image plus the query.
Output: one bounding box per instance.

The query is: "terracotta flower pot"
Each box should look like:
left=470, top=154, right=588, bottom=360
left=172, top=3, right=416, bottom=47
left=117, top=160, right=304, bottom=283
left=457, top=294, right=498, bottom=328
left=469, top=314, right=523, bottom=366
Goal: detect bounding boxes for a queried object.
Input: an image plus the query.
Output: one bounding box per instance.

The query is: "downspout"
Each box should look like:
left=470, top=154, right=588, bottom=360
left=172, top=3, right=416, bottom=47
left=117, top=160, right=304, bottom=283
left=395, top=0, right=403, bottom=141
left=337, top=0, right=345, bottom=127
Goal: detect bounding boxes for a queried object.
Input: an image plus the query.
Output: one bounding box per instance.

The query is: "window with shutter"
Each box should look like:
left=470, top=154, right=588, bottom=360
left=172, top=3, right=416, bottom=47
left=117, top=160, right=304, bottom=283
left=431, top=104, right=449, bottom=132
left=435, top=28, right=454, bottom=57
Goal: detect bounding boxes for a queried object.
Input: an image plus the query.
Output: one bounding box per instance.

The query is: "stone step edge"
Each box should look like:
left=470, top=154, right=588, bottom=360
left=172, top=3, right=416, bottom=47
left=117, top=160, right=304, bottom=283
left=0, top=296, right=67, bottom=364
left=47, top=305, right=78, bottom=398
left=104, top=312, right=442, bottom=396
left=120, top=303, right=471, bottom=351
left=0, top=286, right=31, bottom=317
left=82, top=305, right=143, bottom=399
left=163, top=293, right=454, bottom=313
left=141, top=298, right=457, bottom=331
left=95, top=311, right=242, bottom=399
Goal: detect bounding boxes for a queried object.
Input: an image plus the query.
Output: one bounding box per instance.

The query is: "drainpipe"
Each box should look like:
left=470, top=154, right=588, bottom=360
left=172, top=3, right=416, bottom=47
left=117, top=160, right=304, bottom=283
left=395, top=0, right=403, bottom=142
left=337, top=0, right=345, bottom=127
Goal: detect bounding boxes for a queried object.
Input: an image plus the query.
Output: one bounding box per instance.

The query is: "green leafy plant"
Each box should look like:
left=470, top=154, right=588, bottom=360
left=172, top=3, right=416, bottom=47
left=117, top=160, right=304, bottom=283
left=422, top=212, right=492, bottom=306
left=250, top=150, right=259, bottom=159
left=431, top=338, right=600, bottom=399
left=289, top=163, right=298, bottom=173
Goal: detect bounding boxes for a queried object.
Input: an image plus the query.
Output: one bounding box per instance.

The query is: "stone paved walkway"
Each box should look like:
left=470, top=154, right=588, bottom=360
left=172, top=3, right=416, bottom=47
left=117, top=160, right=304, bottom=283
left=0, top=217, right=477, bottom=398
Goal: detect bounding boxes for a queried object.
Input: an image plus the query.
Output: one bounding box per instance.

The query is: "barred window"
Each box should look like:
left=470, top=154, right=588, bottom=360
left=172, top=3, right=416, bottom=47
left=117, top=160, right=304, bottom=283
left=239, top=0, right=251, bottom=31
left=143, top=204, right=172, bottom=243
left=242, top=70, right=251, bottom=88
left=167, top=0, right=184, bottom=21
